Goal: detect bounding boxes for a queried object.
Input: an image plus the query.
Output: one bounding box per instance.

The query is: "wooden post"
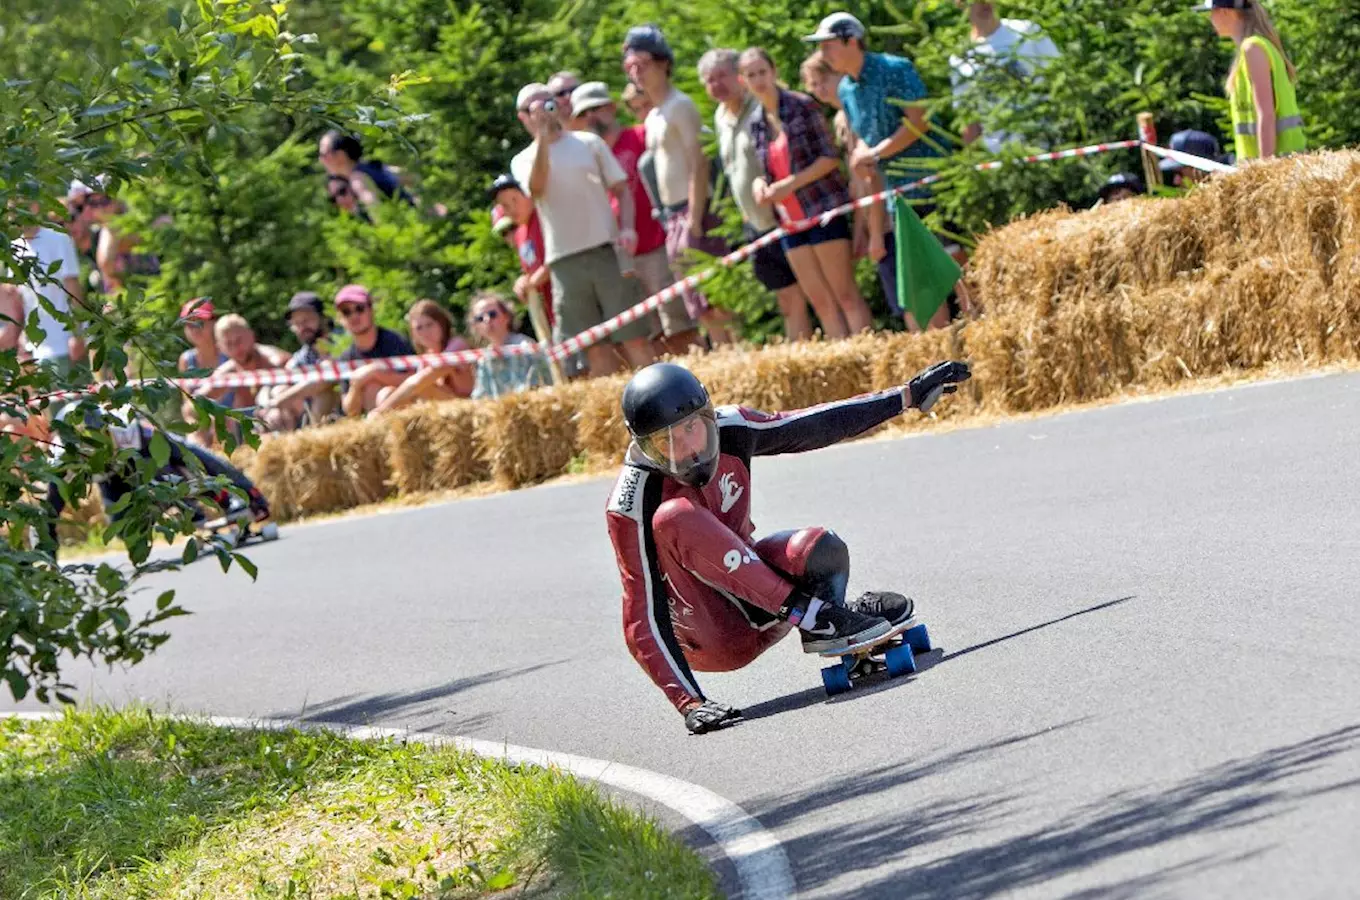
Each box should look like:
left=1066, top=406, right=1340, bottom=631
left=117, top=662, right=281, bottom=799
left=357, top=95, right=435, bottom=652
left=525, top=286, right=565, bottom=385
left=1137, top=112, right=1163, bottom=190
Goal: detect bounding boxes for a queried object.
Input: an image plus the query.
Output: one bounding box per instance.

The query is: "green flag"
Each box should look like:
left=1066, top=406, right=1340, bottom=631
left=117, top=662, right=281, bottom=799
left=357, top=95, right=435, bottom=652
left=894, top=194, right=961, bottom=329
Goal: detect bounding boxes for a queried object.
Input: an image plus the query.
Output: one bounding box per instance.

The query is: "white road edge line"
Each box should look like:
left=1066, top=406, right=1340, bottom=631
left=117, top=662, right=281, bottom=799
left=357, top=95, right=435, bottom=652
left=2, top=711, right=796, bottom=900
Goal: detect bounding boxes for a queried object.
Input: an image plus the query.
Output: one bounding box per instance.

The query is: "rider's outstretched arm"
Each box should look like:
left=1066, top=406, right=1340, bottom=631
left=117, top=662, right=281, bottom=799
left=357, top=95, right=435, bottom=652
left=725, top=361, right=971, bottom=458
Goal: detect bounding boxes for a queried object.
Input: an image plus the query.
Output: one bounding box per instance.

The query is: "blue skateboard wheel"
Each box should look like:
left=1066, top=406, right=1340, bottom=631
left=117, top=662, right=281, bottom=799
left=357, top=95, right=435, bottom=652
left=884, top=642, right=917, bottom=677
left=821, top=663, right=853, bottom=696
left=904, top=623, right=932, bottom=653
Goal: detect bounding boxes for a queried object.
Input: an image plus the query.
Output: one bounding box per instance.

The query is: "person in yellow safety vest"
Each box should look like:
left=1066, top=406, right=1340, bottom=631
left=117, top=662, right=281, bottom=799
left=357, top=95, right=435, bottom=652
left=1198, top=0, right=1306, bottom=160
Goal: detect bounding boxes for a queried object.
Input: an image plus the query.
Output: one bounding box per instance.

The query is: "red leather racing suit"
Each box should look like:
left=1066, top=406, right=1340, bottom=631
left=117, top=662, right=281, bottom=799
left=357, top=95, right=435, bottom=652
left=605, top=388, right=906, bottom=712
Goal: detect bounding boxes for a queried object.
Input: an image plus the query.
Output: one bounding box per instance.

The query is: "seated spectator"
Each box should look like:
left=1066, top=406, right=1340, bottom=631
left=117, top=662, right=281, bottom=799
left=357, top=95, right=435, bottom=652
left=368, top=299, right=475, bottom=417
left=334, top=284, right=417, bottom=416
left=258, top=291, right=342, bottom=431
left=1098, top=172, right=1145, bottom=205
left=1159, top=130, right=1226, bottom=188
left=176, top=298, right=223, bottom=444
left=194, top=314, right=290, bottom=440
left=467, top=291, right=552, bottom=400
left=740, top=47, right=872, bottom=339
left=318, top=130, right=417, bottom=211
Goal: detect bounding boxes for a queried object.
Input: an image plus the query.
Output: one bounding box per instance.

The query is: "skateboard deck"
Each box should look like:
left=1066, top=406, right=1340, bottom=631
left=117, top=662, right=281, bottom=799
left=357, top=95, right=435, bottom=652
left=817, top=617, right=933, bottom=697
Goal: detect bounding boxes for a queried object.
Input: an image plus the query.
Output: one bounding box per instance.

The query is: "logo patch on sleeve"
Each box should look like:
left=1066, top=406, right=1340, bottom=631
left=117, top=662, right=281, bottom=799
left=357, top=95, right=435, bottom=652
left=608, top=466, right=646, bottom=518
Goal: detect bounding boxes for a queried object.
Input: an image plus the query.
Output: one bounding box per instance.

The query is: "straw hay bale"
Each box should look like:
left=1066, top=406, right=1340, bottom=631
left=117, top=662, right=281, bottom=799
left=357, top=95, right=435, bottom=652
left=693, top=335, right=876, bottom=411
left=575, top=372, right=632, bottom=467
left=386, top=400, right=489, bottom=495
left=256, top=418, right=392, bottom=519
left=479, top=382, right=592, bottom=488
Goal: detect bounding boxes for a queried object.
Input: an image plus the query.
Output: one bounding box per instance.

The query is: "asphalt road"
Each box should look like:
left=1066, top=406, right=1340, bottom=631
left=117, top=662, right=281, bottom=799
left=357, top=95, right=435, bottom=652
left=8, top=373, right=1360, bottom=898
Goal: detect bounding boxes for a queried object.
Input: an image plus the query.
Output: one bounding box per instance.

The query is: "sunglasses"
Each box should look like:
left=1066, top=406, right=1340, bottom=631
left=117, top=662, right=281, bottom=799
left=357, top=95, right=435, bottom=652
left=338, top=303, right=371, bottom=317
left=330, top=185, right=351, bottom=199
left=554, top=87, right=576, bottom=98
left=185, top=320, right=205, bottom=330
left=473, top=308, right=502, bottom=324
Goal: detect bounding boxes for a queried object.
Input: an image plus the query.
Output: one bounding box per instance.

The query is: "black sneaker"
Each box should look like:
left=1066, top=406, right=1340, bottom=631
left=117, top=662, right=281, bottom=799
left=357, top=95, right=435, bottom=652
left=800, top=604, right=893, bottom=654
left=851, top=591, right=914, bottom=627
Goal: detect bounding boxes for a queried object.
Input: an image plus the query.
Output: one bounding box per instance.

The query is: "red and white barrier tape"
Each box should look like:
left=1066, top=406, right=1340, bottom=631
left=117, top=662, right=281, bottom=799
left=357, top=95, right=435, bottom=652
left=27, top=138, right=1231, bottom=405
left=1139, top=142, right=1238, bottom=174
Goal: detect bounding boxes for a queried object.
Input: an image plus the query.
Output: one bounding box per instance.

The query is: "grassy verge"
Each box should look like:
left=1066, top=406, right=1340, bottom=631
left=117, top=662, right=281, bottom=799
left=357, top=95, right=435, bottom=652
left=0, top=708, right=719, bottom=900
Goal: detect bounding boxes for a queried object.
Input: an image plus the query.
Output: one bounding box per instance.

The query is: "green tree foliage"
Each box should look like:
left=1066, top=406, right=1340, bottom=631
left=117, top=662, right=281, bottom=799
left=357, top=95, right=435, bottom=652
left=0, top=0, right=391, bottom=702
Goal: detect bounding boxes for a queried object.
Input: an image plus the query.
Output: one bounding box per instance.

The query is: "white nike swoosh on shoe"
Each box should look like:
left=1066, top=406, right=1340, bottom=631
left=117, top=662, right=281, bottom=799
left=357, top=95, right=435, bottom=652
left=805, top=623, right=837, bottom=637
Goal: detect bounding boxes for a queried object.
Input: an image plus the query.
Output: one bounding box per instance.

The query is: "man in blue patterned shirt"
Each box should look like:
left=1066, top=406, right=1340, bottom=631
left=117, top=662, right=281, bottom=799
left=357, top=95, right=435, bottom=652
left=807, top=12, right=970, bottom=330
left=806, top=12, right=948, bottom=199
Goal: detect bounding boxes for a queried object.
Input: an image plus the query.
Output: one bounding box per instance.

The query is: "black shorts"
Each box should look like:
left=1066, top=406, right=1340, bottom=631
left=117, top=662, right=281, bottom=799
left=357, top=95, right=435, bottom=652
left=747, top=228, right=798, bottom=291
left=780, top=215, right=852, bottom=252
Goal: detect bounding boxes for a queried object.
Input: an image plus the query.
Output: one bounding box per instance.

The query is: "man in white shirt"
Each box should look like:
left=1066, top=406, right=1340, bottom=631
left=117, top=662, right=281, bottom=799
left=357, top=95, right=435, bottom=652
left=948, top=2, right=1061, bottom=154
left=6, top=208, right=86, bottom=374
left=624, top=24, right=735, bottom=345
left=510, top=83, right=655, bottom=378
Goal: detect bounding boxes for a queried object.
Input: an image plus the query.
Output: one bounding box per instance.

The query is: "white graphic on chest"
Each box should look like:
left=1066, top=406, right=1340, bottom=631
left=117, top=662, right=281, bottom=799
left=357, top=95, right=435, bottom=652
left=718, top=471, right=744, bottom=513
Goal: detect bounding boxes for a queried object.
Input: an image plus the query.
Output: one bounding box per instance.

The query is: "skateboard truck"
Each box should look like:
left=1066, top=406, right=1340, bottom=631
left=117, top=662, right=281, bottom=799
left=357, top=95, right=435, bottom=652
left=818, top=619, right=933, bottom=697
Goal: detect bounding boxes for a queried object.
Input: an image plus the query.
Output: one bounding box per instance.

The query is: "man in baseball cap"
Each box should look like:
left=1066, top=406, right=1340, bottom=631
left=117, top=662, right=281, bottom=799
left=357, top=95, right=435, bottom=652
left=258, top=291, right=341, bottom=430
left=803, top=12, right=867, bottom=43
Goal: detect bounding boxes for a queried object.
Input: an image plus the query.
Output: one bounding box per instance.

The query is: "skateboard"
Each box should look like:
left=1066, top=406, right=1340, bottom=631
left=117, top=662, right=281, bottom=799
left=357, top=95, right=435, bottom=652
left=197, top=508, right=279, bottom=549
left=817, top=617, right=933, bottom=697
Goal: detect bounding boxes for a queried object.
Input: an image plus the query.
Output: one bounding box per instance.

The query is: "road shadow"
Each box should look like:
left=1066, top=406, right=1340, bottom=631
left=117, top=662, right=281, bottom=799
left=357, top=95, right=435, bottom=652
left=274, top=661, right=568, bottom=728
left=740, top=596, right=1136, bottom=722
left=767, top=722, right=1360, bottom=898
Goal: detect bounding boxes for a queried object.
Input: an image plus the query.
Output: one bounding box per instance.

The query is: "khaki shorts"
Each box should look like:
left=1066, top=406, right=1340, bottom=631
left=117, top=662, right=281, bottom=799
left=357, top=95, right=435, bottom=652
left=549, top=243, right=651, bottom=345
left=633, top=247, right=697, bottom=337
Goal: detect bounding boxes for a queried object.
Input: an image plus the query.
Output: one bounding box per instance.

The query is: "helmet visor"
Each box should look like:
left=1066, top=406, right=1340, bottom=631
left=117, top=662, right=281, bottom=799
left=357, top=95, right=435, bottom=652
left=636, top=407, right=719, bottom=485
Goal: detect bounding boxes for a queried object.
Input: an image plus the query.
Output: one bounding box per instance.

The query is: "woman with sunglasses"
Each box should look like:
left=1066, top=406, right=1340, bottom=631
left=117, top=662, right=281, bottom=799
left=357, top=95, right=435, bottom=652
left=367, top=299, right=475, bottom=417
left=467, top=291, right=551, bottom=400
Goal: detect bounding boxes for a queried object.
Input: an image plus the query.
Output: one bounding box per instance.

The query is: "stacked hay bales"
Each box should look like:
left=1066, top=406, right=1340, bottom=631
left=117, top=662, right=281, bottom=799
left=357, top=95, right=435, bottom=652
left=386, top=401, right=489, bottom=495
left=234, top=150, right=1360, bottom=521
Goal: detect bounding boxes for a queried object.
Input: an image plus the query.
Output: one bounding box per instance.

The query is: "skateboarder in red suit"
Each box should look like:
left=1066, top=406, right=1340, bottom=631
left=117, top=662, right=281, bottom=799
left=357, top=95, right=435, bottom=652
left=606, top=360, right=971, bottom=734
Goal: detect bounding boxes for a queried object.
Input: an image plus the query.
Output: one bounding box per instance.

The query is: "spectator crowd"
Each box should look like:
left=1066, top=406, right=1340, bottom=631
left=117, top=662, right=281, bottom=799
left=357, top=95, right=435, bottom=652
left=4, top=2, right=1307, bottom=451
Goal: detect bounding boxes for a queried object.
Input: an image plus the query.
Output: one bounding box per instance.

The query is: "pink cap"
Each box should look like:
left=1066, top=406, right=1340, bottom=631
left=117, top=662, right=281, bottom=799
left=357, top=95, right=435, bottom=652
left=334, top=284, right=372, bottom=307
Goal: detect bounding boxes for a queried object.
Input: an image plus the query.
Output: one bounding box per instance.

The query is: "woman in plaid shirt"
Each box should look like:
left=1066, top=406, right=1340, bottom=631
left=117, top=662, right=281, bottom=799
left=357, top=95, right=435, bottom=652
left=740, top=47, right=873, bottom=340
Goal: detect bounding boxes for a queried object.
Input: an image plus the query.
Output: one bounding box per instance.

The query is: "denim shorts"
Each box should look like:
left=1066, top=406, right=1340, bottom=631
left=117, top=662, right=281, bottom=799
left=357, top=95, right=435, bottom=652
left=780, top=215, right=852, bottom=252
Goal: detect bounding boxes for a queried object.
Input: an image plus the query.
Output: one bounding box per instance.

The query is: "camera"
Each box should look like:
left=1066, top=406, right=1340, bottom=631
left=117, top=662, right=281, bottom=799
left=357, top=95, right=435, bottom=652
left=543, top=99, right=557, bottom=113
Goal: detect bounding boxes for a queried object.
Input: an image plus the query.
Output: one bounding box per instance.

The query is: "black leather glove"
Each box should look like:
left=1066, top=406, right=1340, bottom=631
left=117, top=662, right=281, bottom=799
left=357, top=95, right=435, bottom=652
left=684, top=700, right=743, bottom=735
left=907, top=361, right=972, bottom=413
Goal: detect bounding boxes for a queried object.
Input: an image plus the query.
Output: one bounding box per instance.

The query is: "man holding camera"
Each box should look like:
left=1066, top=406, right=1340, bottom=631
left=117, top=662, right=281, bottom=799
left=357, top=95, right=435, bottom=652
left=510, top=82, right=656, bottom=378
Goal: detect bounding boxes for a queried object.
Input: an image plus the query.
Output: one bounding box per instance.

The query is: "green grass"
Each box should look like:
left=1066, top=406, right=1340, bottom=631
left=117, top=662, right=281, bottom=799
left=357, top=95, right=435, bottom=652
left=0, top=708, right=720, bottom=900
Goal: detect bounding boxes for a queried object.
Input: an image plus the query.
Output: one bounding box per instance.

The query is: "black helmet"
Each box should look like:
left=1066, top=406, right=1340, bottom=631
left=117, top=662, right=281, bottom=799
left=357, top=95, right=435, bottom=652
left=622, top=363, right=720, bottom=487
